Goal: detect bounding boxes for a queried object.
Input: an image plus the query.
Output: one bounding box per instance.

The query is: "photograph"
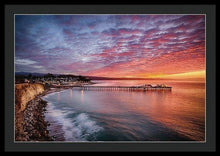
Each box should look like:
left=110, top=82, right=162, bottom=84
left=14, top=14, right=206, bottom=142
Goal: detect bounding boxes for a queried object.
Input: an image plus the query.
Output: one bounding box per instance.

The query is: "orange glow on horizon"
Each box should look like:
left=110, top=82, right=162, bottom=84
left=133, top=70, right=205, bottom=80
left=149, top=70, right=205, bottom=79
left=89, top=70, right=205, bottom=80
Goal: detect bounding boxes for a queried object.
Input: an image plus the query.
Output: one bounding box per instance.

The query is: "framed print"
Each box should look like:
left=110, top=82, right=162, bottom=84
left=4, top=4, right=216, bottom=152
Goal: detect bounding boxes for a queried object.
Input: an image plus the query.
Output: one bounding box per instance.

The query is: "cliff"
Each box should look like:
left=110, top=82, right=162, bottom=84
left=15, top=83, right=45, bottom=111
left=15, top=83, right=53, bottom=141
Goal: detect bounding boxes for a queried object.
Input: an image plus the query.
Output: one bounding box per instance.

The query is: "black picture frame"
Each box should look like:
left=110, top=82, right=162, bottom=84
left=4, top=4, right=216, bottom=152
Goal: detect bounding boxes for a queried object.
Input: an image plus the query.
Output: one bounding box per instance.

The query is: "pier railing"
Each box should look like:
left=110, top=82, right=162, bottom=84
left=73, top=85, right=172, bottom=91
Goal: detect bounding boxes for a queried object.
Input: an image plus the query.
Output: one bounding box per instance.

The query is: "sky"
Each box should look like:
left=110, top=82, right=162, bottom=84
left=15, top=15, right=205, bottom=79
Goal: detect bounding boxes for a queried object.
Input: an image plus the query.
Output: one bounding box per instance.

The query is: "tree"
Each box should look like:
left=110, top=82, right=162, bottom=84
left=77, top=75, right=91, bottom=82
left=44, top=73, right=55, bottom=78
left=28, top=73, right=32, bottom=79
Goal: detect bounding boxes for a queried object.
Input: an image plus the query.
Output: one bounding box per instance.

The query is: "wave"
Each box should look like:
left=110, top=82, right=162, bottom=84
left=45, top=102, right=103, bottom=141
left=42, top=92, right=57, bottom=99
left=42, top=89, right=68, bottom=99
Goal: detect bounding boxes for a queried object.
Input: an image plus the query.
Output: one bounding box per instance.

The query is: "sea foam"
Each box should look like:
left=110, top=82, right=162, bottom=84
left=45, top=102, right=103, bottom=141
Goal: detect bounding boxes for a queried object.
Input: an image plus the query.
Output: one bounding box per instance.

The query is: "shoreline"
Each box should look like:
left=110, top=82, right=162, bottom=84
left=15, top=82, right=94, bottom=142
left=39, top=87, right=71, bottom=141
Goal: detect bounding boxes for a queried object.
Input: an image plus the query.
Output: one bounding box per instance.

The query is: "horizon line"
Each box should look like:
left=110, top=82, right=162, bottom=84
left=15, top=71, right=205, bottom=81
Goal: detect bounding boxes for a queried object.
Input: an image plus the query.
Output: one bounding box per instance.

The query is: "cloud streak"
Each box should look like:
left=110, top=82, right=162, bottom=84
left=15, top=15, right=205, bottom=78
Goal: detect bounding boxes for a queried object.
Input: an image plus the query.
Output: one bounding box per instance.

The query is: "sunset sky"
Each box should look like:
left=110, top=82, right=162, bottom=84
left=15, top=15, right=205, bottom=79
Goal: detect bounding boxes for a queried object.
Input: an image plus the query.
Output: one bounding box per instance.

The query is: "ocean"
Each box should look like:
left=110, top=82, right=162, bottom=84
left=42, top=80, right=205, bottom=142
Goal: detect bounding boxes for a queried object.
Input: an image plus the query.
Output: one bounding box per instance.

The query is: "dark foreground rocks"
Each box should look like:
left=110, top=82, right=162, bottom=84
left=15, top=96, right=53, bottom=141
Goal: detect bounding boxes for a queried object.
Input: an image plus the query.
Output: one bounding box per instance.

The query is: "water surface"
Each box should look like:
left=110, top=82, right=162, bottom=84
left=43, top=80, right=205, bottom=141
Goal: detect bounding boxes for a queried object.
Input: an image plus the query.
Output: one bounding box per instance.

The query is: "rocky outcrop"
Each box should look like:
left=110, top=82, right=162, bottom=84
left=15, top=83, right=44, bottom=111
left=15, top=83, right=53, bottom=141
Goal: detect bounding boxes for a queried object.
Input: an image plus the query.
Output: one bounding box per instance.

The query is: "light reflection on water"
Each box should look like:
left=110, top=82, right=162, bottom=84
left=80, top=90, right=84, bottom=103
left=43, top=80, right=205, bottom=141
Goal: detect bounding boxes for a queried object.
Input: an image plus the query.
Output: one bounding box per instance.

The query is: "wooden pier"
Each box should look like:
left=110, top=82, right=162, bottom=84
left=73, top=85, right=172, bottom=91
